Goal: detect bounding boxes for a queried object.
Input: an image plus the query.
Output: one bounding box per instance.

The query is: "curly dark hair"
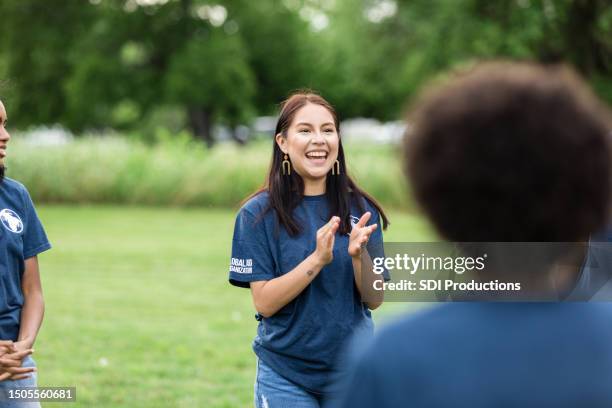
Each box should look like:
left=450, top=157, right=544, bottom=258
left=405, top=62, right=612, bottom=242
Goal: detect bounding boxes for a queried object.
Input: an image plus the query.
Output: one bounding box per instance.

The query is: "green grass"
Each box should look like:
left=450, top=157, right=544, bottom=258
left=32, top=205, right=434, bottom=407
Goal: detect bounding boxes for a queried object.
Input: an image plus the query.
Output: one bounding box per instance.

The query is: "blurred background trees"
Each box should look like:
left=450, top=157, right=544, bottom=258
left=0, top=0, right=610, bottom=145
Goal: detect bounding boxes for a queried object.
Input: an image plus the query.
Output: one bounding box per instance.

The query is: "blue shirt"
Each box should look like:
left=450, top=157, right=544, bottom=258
left=333, top=303, right=612, bottom=408
left=0, top=178, right=51, bottom=341
left=229, top=191, right=386, bottom=395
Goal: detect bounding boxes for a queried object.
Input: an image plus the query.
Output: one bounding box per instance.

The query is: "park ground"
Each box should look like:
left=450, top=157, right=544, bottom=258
left=33, top=205, right=434, bottom=407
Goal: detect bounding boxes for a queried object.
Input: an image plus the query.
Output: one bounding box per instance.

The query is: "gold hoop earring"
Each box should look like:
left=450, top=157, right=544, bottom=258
left=331, top=160, right=340, bottom=175
left=282, top=154, right=291, bottom=175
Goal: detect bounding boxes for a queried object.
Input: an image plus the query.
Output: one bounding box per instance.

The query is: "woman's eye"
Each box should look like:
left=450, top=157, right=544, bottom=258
left=323, top=129, right=334, bottom=133
left=298, top=129, right=310, bottom=134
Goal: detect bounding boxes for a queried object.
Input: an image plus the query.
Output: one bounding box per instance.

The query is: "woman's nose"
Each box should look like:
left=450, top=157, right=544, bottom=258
left=312, top=132, right=325, bottom=143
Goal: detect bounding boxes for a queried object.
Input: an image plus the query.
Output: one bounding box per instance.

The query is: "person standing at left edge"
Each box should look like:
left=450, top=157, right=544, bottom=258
left=0, top=99, right=51, bottom=408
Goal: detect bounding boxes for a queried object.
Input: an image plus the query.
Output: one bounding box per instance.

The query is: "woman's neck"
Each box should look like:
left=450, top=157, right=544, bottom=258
left=303, top=177, right=326, bottom=196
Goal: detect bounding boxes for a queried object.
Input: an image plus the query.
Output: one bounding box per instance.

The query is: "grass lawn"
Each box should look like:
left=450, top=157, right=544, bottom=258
left=33, top=205, right=435, bottom=407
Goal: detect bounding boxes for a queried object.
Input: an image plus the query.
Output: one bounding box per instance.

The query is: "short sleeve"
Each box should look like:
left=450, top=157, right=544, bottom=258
left=365, top=207, right=390, bottom=282
left=20, top=186, right=51, bottom=259
left=228, top=208, right=276, bottom=288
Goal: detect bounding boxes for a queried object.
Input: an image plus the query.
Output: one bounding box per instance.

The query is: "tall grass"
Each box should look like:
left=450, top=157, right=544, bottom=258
left=8, top=136, right=415, bottom=210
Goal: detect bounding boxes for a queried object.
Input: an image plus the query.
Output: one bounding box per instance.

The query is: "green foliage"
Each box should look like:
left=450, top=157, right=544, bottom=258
left=0, top=0, right=609, bottom=142
left=7, top=137, right=415, bottom=211
left=226, top=0, right=316, bottom=114
left=318, top=0, right=612, bottom=119
left=0, top=1, right=93, bottom=127
left=165, top=28, right=255, bottom=124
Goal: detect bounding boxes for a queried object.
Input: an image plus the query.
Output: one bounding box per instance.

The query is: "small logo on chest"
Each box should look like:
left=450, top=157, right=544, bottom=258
left=0, top=209, right=23, bottom=234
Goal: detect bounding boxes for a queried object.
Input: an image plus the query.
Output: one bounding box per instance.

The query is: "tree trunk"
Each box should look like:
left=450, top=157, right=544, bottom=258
left=564, top=0, right=603, bottom=75
left=187, top=107, right=214, bottom=147
left=230, top=125, right=247, bottom=145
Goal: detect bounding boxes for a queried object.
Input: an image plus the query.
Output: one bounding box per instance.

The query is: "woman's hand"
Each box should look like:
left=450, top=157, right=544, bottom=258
left=13, top=339, right=34, bottom=352
left=0, top=341, right=16, bottom=355
left=0, top=340, right=35, bottom=381
left=348, top=212, right=378, bottom=258
left=314, top=216, right=340, bottom=266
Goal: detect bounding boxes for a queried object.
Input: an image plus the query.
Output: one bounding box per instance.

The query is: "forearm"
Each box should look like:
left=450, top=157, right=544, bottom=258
left=353, top=250, right=384, bottom=309
left=251, top=253, right=325, bottom=318
left=17, top=290, right=44, bottom=348
left=18, top=257, right=44, bottom=349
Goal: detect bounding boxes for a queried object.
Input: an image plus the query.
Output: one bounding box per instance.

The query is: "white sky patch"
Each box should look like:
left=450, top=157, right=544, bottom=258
left=124, top=0, right=138, bottom=12
left=310, top=12, right=329, bottom=31
left=195, top=5, right=228, bottom=27
left=134, top=0, right=170, bottom=5
left=299, top=6, right=330, bottom=32
left=364, top=0, right=397, bottom=23
left=123, top=0, right=170, bottom=12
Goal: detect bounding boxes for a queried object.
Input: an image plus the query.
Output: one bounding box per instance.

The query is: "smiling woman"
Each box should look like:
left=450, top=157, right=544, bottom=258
left=227, top=90, right=390, bottom=407
left=275, top=103, right=340, bottom=193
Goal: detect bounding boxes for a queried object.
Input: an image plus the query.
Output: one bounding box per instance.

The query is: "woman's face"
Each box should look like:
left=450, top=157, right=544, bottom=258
left=276, top=103, right=339, bottom=182
left=0, top=101, right=10, bottom=165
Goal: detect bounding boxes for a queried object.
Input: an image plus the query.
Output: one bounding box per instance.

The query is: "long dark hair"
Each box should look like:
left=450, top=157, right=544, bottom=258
left=247, top=91, right=389, bottom=236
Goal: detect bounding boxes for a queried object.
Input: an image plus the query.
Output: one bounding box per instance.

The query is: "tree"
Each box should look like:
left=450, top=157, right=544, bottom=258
left=0, top=0, right=93, bottom=128
left=317, top=0, right=611, bottom=121
left=1, top=0, right=609, bottom=139
left=226, top=0, right=318, bottom=114
left=165, top=28, right=254, bottom=146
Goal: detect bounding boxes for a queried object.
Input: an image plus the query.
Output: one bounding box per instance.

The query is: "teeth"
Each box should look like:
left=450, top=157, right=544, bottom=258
left=306, top=152, right=327, bottom=159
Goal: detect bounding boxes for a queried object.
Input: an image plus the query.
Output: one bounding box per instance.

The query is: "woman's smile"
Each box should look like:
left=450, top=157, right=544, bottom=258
left=305, top=150, right=329, bottom=166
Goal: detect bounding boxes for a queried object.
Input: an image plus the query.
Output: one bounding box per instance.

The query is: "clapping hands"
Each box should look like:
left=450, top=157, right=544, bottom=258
left=348, top=212, right=378, bottom=258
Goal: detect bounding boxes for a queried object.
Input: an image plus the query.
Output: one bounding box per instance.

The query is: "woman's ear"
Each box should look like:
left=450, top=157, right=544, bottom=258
left=275, top=133, right=287, bottom=154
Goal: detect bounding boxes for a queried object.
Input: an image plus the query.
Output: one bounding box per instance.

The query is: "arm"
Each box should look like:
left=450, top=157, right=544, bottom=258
left=15, top=256, right=44, bottom=351
left=349, top=212, right=384, bottom=310
left=250, top=216, right=340, bottom=318
left=0, top=257, right=41, bottom=381
left=352, top=249, right=384, bottom=310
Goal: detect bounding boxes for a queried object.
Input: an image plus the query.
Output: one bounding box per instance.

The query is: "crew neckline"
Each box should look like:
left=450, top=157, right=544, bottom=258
left=303, top=193, right=326, bottom=201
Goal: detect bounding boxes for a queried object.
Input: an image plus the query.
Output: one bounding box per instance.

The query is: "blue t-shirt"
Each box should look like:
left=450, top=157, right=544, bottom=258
left=333, top=303, right=612, bottom=408
left=0, top=178, right=51, bottom=341
left=228, top=191, right=386, bottom=395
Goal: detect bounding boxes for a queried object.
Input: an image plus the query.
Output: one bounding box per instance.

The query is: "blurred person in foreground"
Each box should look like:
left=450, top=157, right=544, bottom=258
left=0, top=99, right=51, bottom=408
left=332, top=62, right=612, bottom=408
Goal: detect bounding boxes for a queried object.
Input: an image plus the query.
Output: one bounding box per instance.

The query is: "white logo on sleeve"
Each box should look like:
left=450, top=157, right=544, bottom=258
left=230, top=258, right=253, bottom=274
left=0, top=209, right=23, bottom=233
